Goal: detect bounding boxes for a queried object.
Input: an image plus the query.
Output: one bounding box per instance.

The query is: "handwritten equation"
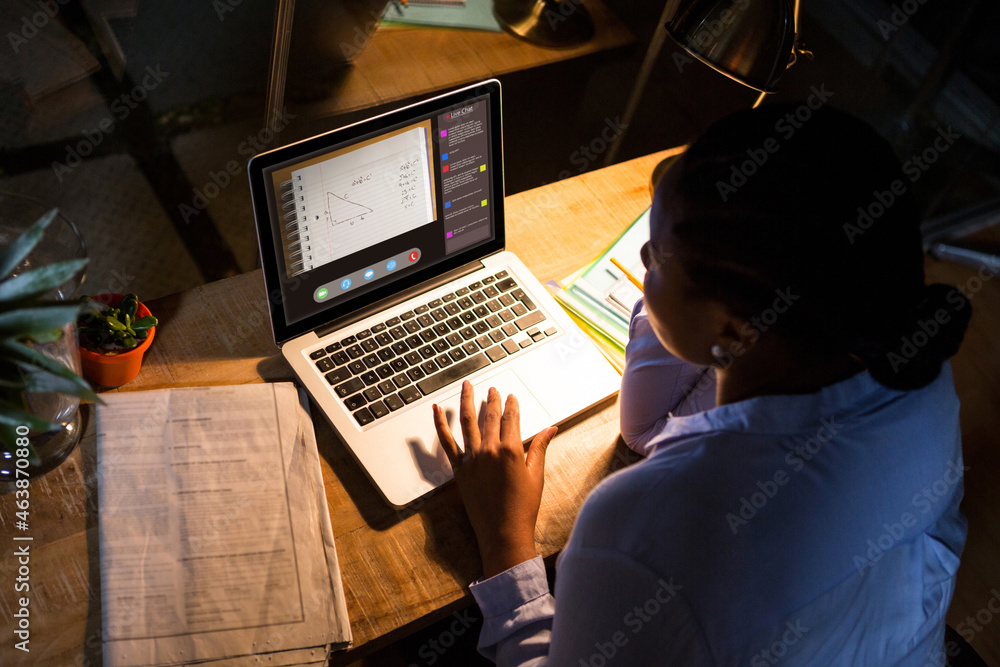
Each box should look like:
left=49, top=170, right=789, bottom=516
left=287, top=126, right=436, bottom=271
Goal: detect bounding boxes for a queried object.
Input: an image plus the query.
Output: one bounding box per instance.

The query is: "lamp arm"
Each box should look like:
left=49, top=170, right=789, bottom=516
left=789, top=0, right=813, bottom=65
left=756, top=0, right=808, bottom=108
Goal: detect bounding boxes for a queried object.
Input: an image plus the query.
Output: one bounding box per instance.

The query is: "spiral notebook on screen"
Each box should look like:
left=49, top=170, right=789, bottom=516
left=248, top=79, right=620, bottom=507
left=279, top=126, right=437, bottom=276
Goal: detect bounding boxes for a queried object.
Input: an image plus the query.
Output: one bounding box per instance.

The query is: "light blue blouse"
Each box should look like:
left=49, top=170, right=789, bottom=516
left=469, top=302, right=966, bottom=666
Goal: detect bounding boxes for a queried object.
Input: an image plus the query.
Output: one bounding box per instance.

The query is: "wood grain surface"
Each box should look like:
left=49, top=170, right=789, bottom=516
left=296, top=0, right=634, bottom=120
left=3, top=146, right=999, bottom=664
left=0, top=149, right=675, bottom=667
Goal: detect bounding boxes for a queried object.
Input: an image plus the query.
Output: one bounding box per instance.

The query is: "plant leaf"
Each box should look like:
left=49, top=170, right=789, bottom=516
left=132, top=315, right=157, bottom=330
left=0, top=258, right=88, bottom=302
left=0, top=209, right=58, bottom=278
left=105, top=315, right=126, bottom=331
left=3, top=297, right=82, bottom=310
left=19, top=368, right=100, bottom=399
left=28, top=328, right=63, bottom=343
left=120, top=294, right=138, bottom=320
left=0, top=304, right=82, bottom=339
left=0, top=340, right=102, bottom=403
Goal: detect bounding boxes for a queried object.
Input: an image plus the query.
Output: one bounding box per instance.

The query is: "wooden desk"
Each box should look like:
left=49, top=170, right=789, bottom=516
left=0, top=149, right=679, bottom=666
left=294, top=2, right=634, bottom=120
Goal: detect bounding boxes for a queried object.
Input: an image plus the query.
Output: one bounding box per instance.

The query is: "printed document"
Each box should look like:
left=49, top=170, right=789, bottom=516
left=97, top=383, right=350, bottom=667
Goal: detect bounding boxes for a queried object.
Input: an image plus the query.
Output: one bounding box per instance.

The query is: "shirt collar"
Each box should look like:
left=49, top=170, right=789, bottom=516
left=652, top=369, right=898, bottom=448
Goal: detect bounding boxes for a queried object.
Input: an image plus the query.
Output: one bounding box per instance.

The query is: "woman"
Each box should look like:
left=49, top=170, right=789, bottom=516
left=431, top=104, right=971, bottom=665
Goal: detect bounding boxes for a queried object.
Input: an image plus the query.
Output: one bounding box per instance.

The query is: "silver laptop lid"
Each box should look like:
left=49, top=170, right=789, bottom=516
left=248, top=80, right=505, bottom=345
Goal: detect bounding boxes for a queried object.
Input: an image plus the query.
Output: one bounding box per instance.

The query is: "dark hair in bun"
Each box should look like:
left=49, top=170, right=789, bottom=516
left=658, top=103, right=971, bottom=391
left=865, top=283, right=971, bottom=390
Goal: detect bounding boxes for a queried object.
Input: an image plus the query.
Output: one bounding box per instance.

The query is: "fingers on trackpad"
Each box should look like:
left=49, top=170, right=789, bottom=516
left=437, top=369, right=551, bottom=441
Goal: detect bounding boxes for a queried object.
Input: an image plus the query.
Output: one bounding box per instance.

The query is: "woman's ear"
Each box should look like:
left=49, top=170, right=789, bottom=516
left=707, top=310, right=760, bottom=368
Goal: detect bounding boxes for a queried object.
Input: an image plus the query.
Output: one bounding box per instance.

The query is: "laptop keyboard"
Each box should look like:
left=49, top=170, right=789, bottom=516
left=307, top=271, right=557, bottom=426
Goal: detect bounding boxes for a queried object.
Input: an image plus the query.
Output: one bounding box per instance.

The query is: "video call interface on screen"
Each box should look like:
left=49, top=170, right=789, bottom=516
left=267, top=95, right=495, bottom=326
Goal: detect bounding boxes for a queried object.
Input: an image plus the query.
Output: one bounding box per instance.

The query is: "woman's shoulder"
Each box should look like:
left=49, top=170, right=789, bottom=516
left=572, top=364, right=964, bottom=574
left=569, top=432, right=743, bottom=552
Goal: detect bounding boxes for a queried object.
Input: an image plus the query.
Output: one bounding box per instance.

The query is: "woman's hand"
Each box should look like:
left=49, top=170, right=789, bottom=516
left=433, top=381, right=558, bottom=578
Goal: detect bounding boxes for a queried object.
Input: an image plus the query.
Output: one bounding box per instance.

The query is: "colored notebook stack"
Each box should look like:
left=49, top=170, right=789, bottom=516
left=548, top=207, right=650, bottom=373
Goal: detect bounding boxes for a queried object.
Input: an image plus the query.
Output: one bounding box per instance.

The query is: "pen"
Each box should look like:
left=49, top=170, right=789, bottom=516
left=610, top=257, right=643, bottom=291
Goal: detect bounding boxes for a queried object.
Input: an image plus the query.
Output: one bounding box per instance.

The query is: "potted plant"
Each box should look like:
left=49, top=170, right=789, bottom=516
left=1, top=209, right=99, bottom=478
left=78, top=293, right=158, bottom=387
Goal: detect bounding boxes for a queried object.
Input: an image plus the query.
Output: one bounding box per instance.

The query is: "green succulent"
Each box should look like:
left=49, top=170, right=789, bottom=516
left=1, top=209, right=100, bottom=463
left=78, top=293, right=157, bottom=352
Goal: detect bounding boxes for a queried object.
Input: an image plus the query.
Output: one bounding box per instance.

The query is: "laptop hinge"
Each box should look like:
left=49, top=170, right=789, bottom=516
left=314, top=259, right=487, bottom=339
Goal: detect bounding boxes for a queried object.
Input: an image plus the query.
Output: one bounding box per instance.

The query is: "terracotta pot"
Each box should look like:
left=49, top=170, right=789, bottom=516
left=79, top=294, right=156, bottom=388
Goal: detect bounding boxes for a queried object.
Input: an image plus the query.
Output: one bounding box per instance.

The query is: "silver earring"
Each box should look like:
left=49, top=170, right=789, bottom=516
left=711, top=344, right=724, bottom=360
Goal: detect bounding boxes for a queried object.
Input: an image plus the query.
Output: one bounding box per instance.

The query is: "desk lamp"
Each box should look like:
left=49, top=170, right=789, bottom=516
left=606, top=0, right=812, bottom=167
left=494, top=0, right=595, bottom=48
left=616, top=1, right=1000, bottom=272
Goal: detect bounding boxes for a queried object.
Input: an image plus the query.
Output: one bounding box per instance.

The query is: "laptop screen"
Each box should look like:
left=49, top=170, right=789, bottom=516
left=249, top=80, right=505, bottom=345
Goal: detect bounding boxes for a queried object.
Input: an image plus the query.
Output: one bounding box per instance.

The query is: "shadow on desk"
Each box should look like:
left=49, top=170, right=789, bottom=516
left=312, top=392, right=628, bottom=586
left=319, top=394, right=625, bottom=528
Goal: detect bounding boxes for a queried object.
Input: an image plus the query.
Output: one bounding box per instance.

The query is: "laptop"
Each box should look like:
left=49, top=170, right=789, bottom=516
left=248, top=79, right=621, bottom=507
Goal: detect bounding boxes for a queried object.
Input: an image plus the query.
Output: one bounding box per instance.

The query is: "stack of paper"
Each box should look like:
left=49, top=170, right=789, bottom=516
left=96, top=383, right=350, bottom=667
left=380, top=0, right=502, bottom=31
left=548, top=208, right=650, bottom=373
left=408, top=0, right=467, bottom=6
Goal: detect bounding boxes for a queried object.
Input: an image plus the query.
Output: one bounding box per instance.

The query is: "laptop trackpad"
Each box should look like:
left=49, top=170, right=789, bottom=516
left=407, top=369, right=553, bottom=475
left=445, top=369, right=553, bottom=445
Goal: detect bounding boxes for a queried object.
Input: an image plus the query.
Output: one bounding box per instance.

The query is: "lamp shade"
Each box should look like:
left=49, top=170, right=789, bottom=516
left=665, top=0, right=796, bottom=93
